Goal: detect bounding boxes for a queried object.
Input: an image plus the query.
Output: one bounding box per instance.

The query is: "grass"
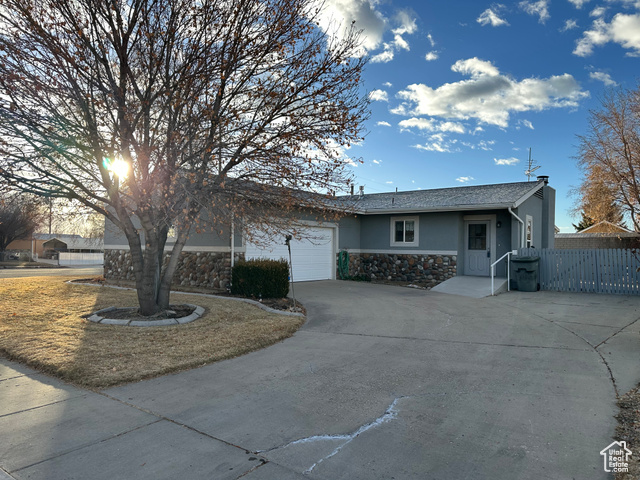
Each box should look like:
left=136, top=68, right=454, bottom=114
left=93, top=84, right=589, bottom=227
left=0, top=261, right=58, bottom=268
left=0, top=276, right=304, bottom=389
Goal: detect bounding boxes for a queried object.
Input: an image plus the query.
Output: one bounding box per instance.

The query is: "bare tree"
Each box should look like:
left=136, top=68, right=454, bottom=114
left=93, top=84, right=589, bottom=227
left=0, top=195, right=43, bottom=255
left=0, top=0, right=369, bottom=314
left=576, top=84, right=640, bottom=231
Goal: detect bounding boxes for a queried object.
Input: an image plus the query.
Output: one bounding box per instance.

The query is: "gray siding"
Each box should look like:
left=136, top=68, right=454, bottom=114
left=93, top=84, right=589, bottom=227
left=358, top=212, right=459, bottom=252
left=338, top=215, right=361, bottom=250
left=515, top=195, right=543, bottom=249
left=542, top=186, right=556, bottom=249
left=104, top=212, right=237, bottom=249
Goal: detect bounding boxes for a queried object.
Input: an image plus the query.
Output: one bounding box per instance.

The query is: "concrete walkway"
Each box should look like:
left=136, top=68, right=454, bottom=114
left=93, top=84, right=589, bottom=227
left=1, top=281, right=638, bottom=479
left=431, top=275, right=508, bottom=297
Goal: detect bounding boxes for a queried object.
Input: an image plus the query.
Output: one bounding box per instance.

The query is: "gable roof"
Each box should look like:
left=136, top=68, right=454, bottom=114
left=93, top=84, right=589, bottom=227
left=580, top=220, right=632, bottom=233
left=341, top=180, right=547, bottom=214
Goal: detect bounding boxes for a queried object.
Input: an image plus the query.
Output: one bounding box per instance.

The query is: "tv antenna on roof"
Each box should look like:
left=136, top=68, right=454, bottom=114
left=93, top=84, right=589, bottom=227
left=524, top=148, right=540, bottom=181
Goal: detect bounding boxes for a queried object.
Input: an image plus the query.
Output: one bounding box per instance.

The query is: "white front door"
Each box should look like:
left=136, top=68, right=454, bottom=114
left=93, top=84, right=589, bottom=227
left=464, top=221, right=491, bottom=276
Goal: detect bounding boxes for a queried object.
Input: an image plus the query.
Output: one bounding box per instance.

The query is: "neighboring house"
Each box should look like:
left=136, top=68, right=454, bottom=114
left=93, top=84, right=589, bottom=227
left=7, top=233, right=104, bottom=257
left=579, top=220, right=631, bottom=234
left=104, top=177, right=555, bottom=288
left=555, top=224, right=639, bottom=249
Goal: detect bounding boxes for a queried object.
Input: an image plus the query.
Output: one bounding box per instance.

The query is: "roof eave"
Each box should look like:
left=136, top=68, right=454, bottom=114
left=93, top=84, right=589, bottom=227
left=358, top=203, right=515, bottom=215
left=513, top=180, right=546, bottom=208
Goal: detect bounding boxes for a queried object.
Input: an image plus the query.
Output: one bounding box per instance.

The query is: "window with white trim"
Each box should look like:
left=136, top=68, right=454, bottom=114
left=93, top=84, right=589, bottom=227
left=390, top=216, right=419, bottom=247
left=526, top=215, right=533, bottom=248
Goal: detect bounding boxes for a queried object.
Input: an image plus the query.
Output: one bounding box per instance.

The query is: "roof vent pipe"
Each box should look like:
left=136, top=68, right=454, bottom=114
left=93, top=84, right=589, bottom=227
left=350, top=184, right=354, bottom=195
left=537, top=175, right=549, bottom=185
left=359, top=185, right=364, bottom=197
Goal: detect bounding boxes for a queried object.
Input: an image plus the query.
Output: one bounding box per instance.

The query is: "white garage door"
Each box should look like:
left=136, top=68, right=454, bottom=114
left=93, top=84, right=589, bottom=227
left=245, top=227, right=334, bottom=282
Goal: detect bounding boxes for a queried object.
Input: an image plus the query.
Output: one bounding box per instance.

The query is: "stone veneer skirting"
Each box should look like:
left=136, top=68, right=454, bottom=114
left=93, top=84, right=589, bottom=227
left=104, top=249, right=243, bottom=290
left=343, top=252, right=456, bottom=286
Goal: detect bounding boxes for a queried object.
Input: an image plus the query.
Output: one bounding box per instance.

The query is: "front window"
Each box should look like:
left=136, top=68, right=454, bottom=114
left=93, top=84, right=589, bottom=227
left=391, top=217, right=418, bottom=246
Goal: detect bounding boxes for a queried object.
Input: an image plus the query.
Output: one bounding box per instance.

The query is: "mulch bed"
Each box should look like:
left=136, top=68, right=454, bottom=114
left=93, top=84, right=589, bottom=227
left=72, top=277, right=305, bottom=314
left=99, top=305, right=196, bottom=321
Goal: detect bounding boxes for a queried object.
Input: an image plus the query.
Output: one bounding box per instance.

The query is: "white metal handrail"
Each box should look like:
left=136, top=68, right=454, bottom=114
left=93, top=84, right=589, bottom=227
left=491, top=250, right=515, bottom=295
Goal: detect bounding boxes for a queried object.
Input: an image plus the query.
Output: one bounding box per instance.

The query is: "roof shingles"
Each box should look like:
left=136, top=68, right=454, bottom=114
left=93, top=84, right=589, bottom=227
left=339, top=181, right=543, bottom=213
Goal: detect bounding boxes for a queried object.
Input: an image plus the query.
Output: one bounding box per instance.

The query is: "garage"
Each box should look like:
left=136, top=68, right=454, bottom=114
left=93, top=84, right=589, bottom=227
left=244, top=226, right=335, bottom=282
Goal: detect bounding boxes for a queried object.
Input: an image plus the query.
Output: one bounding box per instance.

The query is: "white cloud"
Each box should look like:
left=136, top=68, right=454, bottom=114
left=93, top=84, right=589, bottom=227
left=477, top=6, right=510, bottom=27
left=494, top=157, right=520, bottom=165
left=519, top=0, right=550, bottom=23
left=590, top=71, right=618, bottom=85
left=561, top=19, right=579, bottom=31
left=392, top=10, right=418, bottom=35
left=369, top=9, right=418, bottom=62
left=425, top=51, right=439, bottom=61
left=383, top=82, right=393, bottom=87
left=520, top=119, right=535, bottom=129
left=463, top=140, right=496, bottom=150
left=371, top=45, right=395, bottom=63
left=568, top=0, right=590, bottom=7
left=373, top=159, right=382, bottom=164
left=376, top=121, right=392, bottom=127
left=452, top=57, right=500, bottom=77
left=393, top=57, right=589, bottom=128
left=427, top=33, right=436, bottom=47
left=574, top=13, right=640, bottom=56
left=393, top=34, right=410, bottom=51
left=590, top=6, right=607, bottom=16
left=385, top=180, right=393, bottom=184
left=413, top=142, right=451, bottom=153
left=456, top=176, right=474, bottom=183
left=399, top=117, right=466, bottom=134
left=315, top=0, right=387, bottom=54
left=369, top=89, right=389, bottom=101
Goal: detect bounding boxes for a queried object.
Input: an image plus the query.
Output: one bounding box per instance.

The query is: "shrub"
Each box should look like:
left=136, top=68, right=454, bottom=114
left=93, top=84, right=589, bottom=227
left=231, top=259, right=289, bottom=299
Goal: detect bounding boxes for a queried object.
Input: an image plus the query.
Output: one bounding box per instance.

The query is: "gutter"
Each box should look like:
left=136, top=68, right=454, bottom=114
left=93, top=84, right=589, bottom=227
left=352, top=203, right=516, bottom=216
left=508, top=207, right=525, bottom=248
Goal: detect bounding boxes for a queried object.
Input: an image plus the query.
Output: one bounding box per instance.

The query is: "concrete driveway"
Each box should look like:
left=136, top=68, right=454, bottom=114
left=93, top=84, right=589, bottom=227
left=1, top=281, right=638, bottom=479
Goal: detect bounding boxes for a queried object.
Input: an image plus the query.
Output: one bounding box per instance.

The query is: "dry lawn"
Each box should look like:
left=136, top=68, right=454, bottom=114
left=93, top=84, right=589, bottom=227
left=0, top=276, right=304, bottom=388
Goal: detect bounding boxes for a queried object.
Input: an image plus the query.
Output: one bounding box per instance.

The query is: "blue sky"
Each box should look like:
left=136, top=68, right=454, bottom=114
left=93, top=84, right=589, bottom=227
left=319, top=0, right=640, bottom=232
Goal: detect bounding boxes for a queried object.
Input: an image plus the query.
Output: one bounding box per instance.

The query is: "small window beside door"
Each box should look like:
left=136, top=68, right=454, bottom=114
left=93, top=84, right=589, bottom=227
left=390, top=216, right=419, bottom=246
left=526, top=215, right=533, bottom=248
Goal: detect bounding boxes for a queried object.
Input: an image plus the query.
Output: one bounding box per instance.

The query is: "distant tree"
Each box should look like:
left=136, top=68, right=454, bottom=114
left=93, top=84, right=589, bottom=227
left=576, top=84, right=640, bottom=231
left=0, top=195, right=43, bottom=255
left=574, top=165, right=626, bottom=230
left=572, top=212, right=595, bottom=232
left=0, top=0, right=369, bottom=315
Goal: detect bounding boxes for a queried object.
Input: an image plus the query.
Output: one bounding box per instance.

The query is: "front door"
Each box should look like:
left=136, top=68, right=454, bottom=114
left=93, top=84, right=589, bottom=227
left=464, top=221, right=491, bottom=276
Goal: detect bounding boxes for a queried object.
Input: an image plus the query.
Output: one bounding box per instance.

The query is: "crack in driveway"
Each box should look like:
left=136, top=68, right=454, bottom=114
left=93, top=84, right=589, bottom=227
left=258, top=396, right=407, bottom=475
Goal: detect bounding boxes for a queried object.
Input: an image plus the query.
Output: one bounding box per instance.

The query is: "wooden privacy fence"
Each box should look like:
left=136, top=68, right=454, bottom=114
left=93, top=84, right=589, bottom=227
left=518, top=247, right=640, bottom=295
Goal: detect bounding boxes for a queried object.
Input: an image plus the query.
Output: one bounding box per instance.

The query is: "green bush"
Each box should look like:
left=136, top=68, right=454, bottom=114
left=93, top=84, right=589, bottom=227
left=231, top=259, right=290, bottom=299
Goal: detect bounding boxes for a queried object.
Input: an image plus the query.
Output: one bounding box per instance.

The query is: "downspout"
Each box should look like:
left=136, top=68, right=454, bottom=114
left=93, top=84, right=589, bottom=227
left=508, top=207, right=525, bottom=249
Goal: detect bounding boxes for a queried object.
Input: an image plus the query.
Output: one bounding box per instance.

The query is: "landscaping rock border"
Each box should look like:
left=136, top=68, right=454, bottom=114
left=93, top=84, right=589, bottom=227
left=68, top=281, right=306, bottom=323
left=87, top=304, right=205, bottom=327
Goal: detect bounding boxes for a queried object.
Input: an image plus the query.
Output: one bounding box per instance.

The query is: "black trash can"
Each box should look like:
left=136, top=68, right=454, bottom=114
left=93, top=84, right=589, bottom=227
left=511, top=256, right=539, bottom=292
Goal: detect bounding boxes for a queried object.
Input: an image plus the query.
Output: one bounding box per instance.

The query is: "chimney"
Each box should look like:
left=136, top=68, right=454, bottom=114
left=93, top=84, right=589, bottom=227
left=350, top=184, right=354, bottom=195
left=359, top=185, right=364, bottom=197
left=537, top=175, right=549, bottom=185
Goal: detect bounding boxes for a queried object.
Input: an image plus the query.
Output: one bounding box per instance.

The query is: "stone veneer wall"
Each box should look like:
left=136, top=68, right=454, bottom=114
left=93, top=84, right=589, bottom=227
left=343, top=252, right=456, bottom=286
left=104, top=249, right=244, bottom=290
